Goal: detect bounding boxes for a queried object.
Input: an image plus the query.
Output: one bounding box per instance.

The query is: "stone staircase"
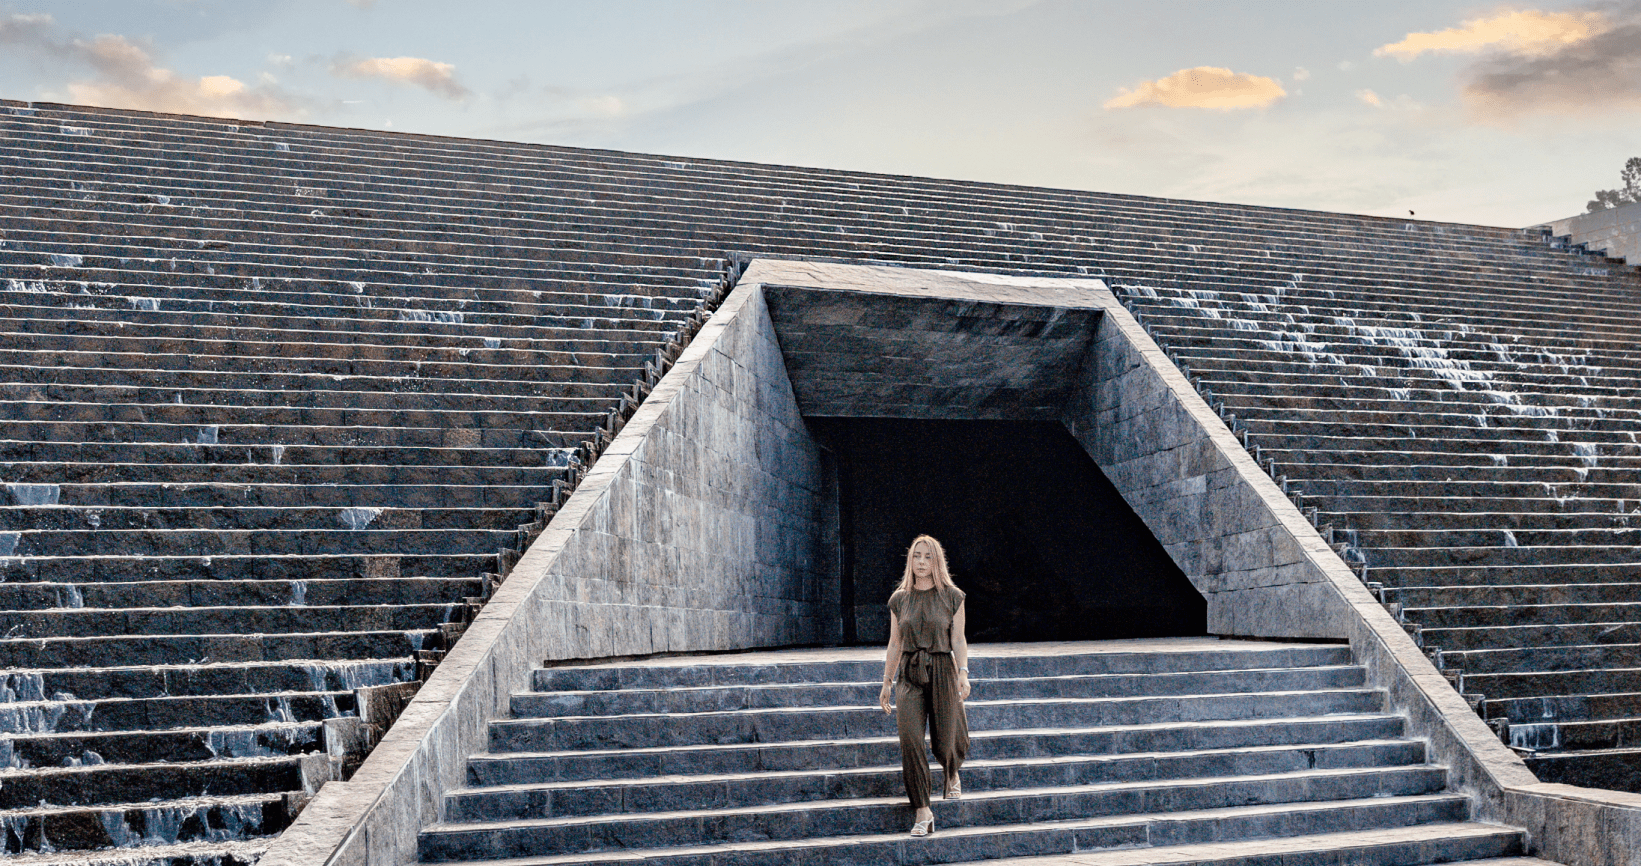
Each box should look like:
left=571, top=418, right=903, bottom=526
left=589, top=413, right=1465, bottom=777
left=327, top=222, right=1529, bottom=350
left=1115, top=248, right=1641, bottom=790
left=5, top=97, right=1641, bottom=861
left=0, top=103, right=727, bottom=864
left=415, top=640, right=1551, bottom=866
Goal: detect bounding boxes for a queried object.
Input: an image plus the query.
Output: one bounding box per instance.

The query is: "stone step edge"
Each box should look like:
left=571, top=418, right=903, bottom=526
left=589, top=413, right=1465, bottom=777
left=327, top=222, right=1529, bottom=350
left=0, top=657, right=416, bottom=677
left=473, top=712, right=1402, bottom=763
left=420, top=793, right=1471, bottom=862
left=453, top=737, right=1420, bottom=794
left=523, top=665, right=1367, bottom=696
left=0, top=839, right=268, bottom=866
left=498, top=688, right=1386, bottom=723
left=431, top=766, right=1450, bottom=832
left=0, top=789, right=284, bottom=817
left=954, top=823, right=1536, bottom=866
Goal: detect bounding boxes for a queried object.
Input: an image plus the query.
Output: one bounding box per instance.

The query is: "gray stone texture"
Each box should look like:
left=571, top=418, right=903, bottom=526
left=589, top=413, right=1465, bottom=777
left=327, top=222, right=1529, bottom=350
left=259, top=282, right=832, bottom=866
left=1546, top=201, right=1641, bottom=266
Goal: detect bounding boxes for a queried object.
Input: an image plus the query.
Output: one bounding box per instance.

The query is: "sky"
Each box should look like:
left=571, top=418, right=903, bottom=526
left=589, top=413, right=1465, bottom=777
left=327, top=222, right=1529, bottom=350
left=1, top=0, right=1638, bottom=227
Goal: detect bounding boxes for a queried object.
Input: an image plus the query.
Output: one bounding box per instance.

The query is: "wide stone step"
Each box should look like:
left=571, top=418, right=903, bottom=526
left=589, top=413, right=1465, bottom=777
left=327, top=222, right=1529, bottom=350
left=0, top=363, right=635, bottom=400
left=0, top=527, right=518, bottom=557
left=513, top=666, right=1367, bottom=717
left=0, top=326, right=653, bottom=368
left=0, top=273, right=694, bottom=318
left=1464, top=667, right=1641, bottom=701
left=1353, top=527, right=1641, bottom=550
left=0, top=628, right=439, bottom=668
left=0, top=552, right=494, bottom=582
left=0, top=603, right=460, bottom=638
left=1440, top=643, right=1641, bottom=675
left=0, top=419, right=573, bottom=450
left=468, top=713, right=1409, bottom=784
left=1, top=721, right=321, bottom=768
left=0, top=794, right=287, bottom=856
left=1317, top=497, right=1636, bottom=517
left=0, top=286, right=682, bottom=335
left=0, top=756, right=307, bottom=810
left=489, top=689, right=1386, bottom=752
left=1270, top=445, right=1641, bottom=470
left=1324, top=512, right=1640, bottom=532
left=0, top=690, right=354, bottom=734
left=1526, top=747, right=1641, bottom=794
left=529, top=645, right=1356, bottom=691
left=969, top=825, right=1537, bottom=866
left=1367, top=564, right=1641, bottom=588
left=1488, top=691, right=1641, bottom=728
left=0, top=299, right=670, bottom=343
left=0, top=506, right=532, bottom=533
left=1189, top=359, right=1641, bottom=397
left=7, top=482, right=549, bottom=509
left=445, top=739, right=1424, bottom=822
left=1420, top=622, right=1641, bottom=652
left=0, top=399, right=605, bottom=436
left=0, top=265, right=708, bottom=310
left=1386, top=583, right=1641, bottom=608
left=1285, top=464, right=1639, bottom=485
left=0, top=461, right=562, bottom=489
left=1244, top=418, right=1641, bottom=446
left=0, top=346, right=644, bottom=385
left=0, top=313, right=645, bottom=356
left=0, top=380, right=620, bottom=414
left=0, top=576, right=478, bottom=610
left=0, top=838, right=266, bottom=866
left=0, top=442, right=572, bottom=469
left=0, top=658, right=413, bottom=701
left=1362, top=546, right=1641, bottom=569
left=417, top=790, right=1469, bottom=864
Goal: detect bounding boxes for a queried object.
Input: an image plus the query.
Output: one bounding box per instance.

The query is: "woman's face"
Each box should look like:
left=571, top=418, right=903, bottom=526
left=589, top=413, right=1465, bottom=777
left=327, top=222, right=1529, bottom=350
left=910, top=542, right=935, bottom=580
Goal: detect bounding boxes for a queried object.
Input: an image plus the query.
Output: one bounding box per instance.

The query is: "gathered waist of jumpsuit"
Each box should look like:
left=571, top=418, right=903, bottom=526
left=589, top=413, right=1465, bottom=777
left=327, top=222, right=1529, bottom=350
left=899, top=647, right=953, bottom=687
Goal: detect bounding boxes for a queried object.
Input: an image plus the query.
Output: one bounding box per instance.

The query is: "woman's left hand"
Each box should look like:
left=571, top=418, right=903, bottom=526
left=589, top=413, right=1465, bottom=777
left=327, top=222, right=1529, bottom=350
left=957, top=673, right=971, bottom=701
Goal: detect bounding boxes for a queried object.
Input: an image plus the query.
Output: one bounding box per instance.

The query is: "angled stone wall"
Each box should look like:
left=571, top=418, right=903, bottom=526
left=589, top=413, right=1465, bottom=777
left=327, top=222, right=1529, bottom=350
left=1546, top=201, right=1641, bottom=265
left=259, top=281, right=832, bottom=866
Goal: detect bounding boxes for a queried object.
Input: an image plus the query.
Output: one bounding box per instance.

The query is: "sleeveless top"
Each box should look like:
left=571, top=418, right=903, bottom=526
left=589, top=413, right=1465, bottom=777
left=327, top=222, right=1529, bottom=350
left=887, top=584, right=965, bottom=653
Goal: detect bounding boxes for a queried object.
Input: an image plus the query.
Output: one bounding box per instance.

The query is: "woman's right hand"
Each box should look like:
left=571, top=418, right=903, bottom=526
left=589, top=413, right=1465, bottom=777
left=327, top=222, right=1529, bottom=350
left=879, top=682, right=893, bottom=714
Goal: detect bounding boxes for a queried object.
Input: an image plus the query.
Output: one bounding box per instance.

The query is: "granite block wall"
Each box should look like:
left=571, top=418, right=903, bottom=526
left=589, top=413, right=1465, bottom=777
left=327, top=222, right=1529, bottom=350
left=1063, top=309, right=1347, bottom=640
left=258, top=281, right=833, bottom=866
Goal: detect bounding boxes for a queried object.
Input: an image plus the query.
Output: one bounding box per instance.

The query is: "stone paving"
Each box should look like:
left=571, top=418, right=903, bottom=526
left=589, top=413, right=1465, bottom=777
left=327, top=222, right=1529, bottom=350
left=414, top=638, right=1551, bottom=866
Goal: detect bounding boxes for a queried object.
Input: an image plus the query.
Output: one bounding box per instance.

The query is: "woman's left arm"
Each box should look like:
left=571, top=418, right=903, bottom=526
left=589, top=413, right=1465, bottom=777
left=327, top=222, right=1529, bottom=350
left=952, top=601, right=970, bottom=700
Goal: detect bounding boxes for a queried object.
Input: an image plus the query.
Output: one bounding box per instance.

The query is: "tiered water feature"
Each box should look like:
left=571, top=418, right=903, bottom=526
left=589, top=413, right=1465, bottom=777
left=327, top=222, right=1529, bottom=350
left=1, top=98, right=1637, bottom=863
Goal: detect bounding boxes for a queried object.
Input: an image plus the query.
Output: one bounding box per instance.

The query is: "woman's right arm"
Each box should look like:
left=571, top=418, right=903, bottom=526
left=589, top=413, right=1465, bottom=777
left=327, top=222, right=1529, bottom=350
left=880, top=611, right=901, bottom=714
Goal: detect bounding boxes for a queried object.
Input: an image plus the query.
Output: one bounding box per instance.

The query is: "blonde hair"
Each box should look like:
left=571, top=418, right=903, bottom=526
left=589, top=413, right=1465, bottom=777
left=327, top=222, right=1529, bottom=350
left=895, top=534, right=958, bottom=593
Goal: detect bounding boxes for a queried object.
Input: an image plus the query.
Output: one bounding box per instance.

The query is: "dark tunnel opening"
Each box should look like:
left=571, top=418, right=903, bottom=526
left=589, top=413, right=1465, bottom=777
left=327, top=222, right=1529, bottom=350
left=806, top=418, right=1208, bottom=645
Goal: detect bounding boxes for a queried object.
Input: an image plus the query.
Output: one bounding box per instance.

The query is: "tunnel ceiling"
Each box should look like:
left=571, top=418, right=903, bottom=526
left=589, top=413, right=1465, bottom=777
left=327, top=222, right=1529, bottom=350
left=761, top=283, right=1102, bottom=420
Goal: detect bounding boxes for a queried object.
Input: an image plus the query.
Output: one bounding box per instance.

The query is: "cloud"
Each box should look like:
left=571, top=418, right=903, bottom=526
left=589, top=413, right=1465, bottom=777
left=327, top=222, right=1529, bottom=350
left=1357, top=88, right=1385, bottom=107
left=1378, top=4, right=1641, bottom=117
left=1293, top=67, right=1311, bottom=81
left=1463, top=16, right=1641, bottom=115
left=1376, top=8, right=1606, bottom=60
left=333, top=56, right=469, bottom=99
left=0, top=15, right=297, bottom=118
left=1104, top=66, right=1286, bottom=110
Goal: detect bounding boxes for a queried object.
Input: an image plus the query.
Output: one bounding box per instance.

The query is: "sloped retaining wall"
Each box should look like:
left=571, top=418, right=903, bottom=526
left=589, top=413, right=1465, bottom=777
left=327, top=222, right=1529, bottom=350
left=1068, top=282, right=1641, bottom=866
left=258, top=281, right=832, bottom=866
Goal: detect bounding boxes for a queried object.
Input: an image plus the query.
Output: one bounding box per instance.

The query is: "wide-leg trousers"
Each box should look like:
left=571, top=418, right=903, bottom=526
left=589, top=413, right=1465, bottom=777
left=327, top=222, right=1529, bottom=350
left=894, top=652, right=969, bottom=809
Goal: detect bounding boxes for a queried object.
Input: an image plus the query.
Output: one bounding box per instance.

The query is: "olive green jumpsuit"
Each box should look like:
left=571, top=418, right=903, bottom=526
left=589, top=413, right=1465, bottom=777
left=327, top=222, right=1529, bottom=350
left=888, top=584, right=970, bottom=809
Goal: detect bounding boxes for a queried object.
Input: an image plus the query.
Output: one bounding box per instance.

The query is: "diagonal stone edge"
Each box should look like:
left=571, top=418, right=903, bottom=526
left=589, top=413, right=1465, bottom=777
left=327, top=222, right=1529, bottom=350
left=257, top=278, right=800, bottom=866
left=1081, top=276, right=1641, bottom=866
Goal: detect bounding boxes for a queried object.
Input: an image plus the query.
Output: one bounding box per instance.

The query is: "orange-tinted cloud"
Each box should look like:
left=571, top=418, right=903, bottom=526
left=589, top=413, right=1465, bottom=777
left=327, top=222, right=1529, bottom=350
left=1105, top=66, right=1286, bottom=110
left=0, top=16, right=297, bottom=118
left=1376, top=8, right=1606, bottom=60
left=333, top=56, right=469, bottom=100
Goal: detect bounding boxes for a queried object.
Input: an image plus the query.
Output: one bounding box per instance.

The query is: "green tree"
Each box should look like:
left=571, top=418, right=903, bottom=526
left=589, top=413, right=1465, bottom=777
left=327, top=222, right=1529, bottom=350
left=1588, top=156, right=1641, bottom=212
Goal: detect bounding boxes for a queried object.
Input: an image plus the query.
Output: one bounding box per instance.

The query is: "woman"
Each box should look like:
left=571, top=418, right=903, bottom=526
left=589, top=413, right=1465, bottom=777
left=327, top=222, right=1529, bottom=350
left=878, top=534, right=971, bottom=837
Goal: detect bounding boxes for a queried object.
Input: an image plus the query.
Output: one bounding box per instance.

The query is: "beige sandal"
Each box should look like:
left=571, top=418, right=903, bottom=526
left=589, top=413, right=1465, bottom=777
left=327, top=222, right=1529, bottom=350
left=944, top=773, right=961, bottom=800
left=911, top=815, right=934, bottom=836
